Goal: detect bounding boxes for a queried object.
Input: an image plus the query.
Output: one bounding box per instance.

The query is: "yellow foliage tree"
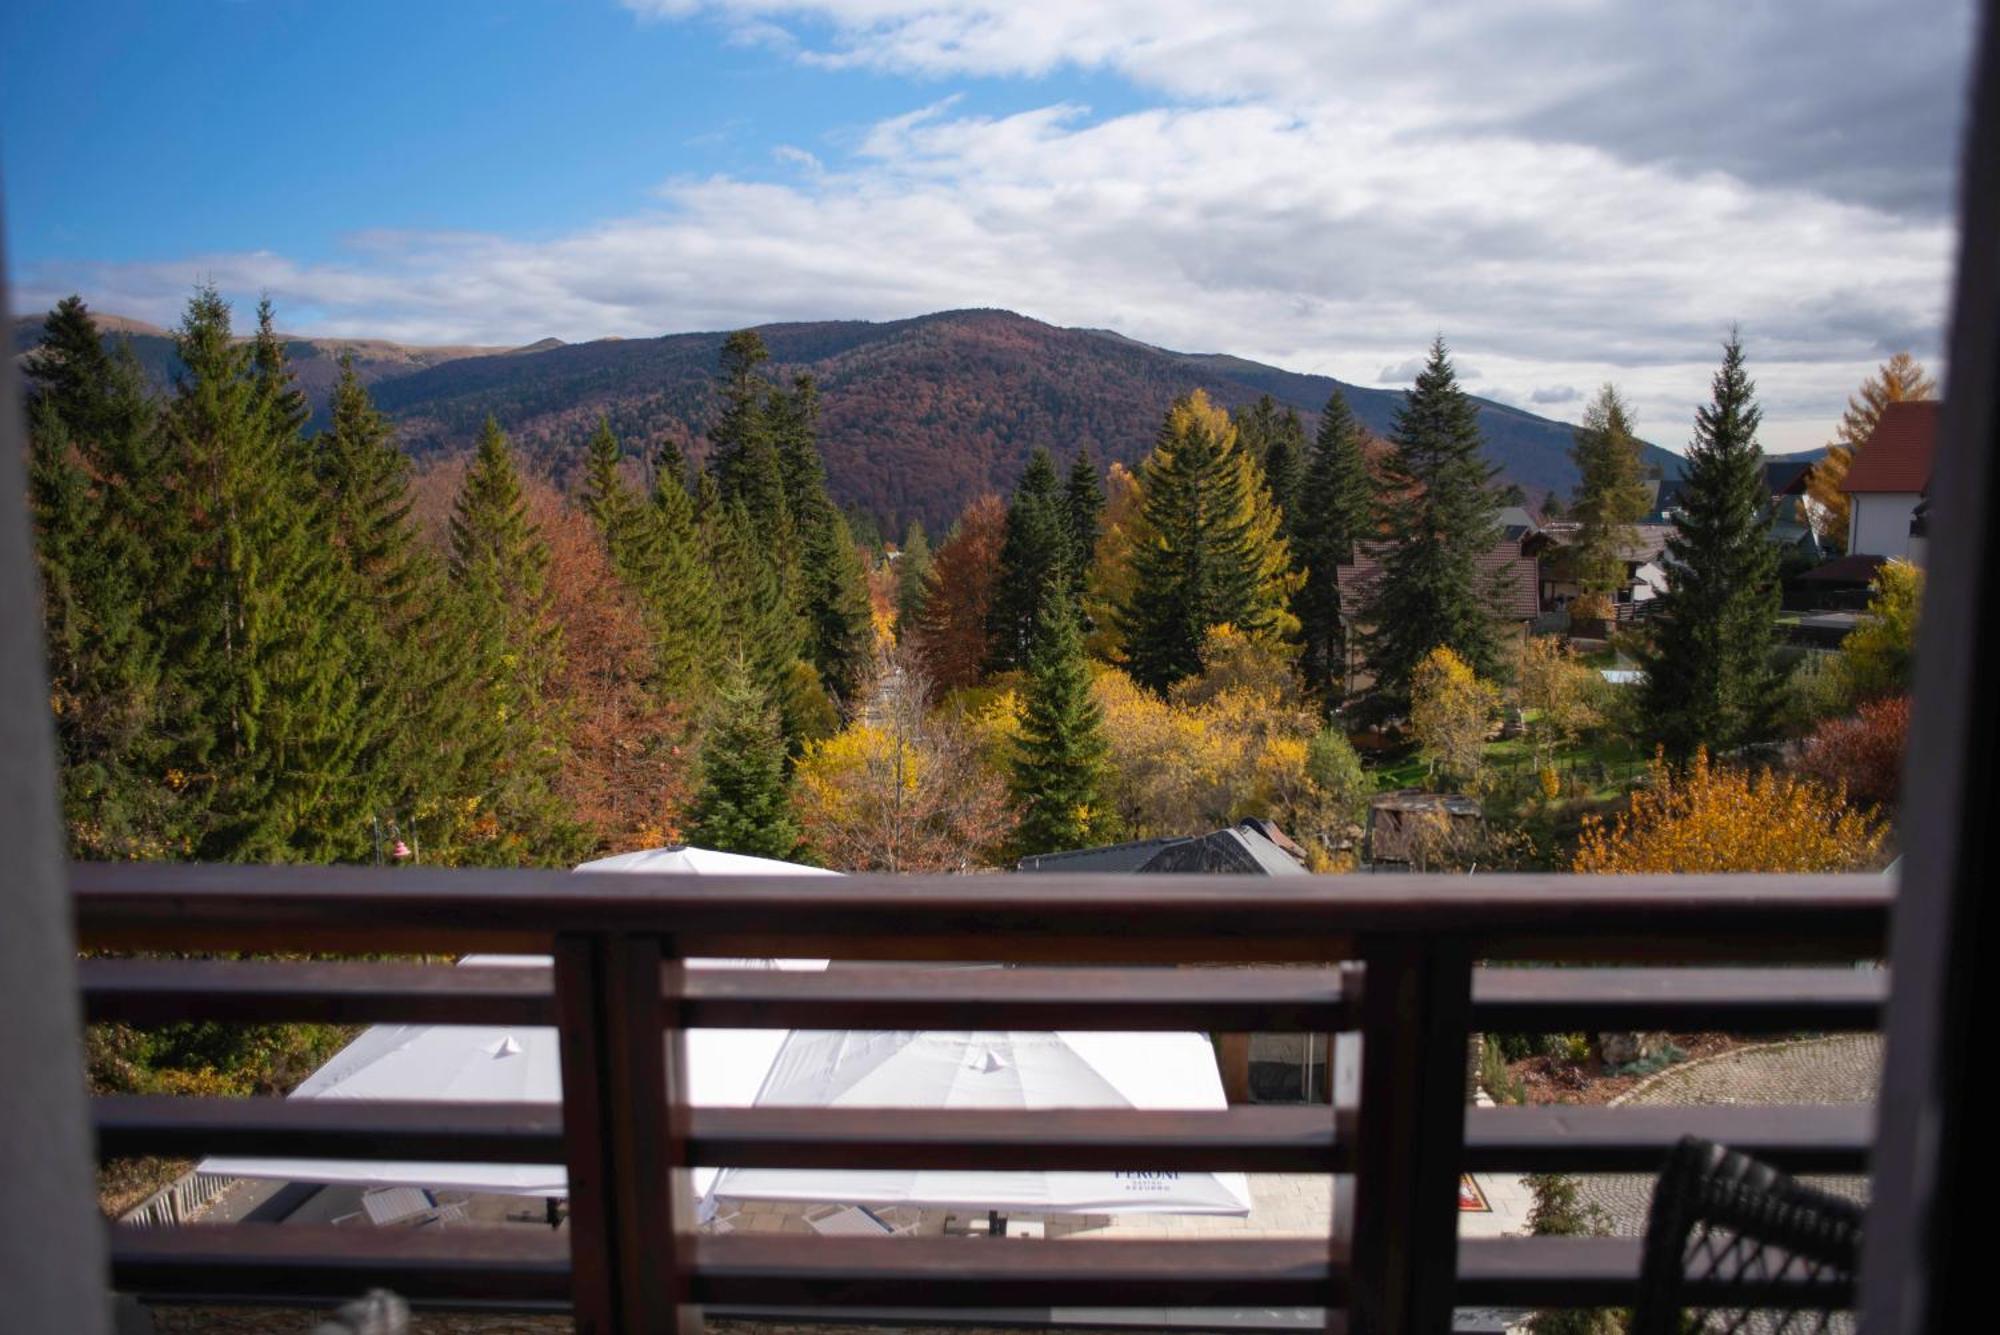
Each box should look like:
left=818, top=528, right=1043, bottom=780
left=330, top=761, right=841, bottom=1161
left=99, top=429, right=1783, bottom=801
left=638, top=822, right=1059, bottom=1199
left=1807, top=353, right=1936, bottom=553
left=1410, top=646, right=1498, bottom=790
left=1514, top=636, right=1603, bottom=769
left=1837, top=558, right=1922, bottom=704
left=1573, top=749, right=1886, bottom=873
left=1084, top=461, right=1143, bottom=660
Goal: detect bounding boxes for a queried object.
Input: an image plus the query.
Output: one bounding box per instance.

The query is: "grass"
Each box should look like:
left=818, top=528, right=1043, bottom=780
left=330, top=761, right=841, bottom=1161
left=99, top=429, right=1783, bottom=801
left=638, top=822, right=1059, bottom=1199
left=1366, top=732, right=1649, bottom=801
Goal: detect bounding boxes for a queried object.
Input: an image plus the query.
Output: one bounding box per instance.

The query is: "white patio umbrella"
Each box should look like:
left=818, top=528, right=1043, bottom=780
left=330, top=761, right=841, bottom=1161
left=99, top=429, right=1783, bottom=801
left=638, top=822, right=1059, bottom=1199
left=199, top=846, right=838, bottom=1199
left=707, top=1029, right=1254, bottom=1216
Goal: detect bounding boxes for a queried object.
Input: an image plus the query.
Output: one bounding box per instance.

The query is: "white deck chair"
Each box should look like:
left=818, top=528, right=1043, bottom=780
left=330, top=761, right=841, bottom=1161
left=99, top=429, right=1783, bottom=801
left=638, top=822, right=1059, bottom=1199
left=807, top=1205, right=916, bottom=1237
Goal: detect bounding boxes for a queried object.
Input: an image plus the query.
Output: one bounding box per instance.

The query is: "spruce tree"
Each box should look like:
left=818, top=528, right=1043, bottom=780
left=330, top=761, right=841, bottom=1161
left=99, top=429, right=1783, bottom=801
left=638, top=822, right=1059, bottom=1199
left=771, top=374, right=874, bottom=701
left=644, top=437, right=724, bottom=702
left=685, top=659, right=805, bottom=860
left=710, top=498, right=811, bottom=738
left=1641, top=333, right=1782, bottom=759
left=1009, top=588, right=1112, bottom=857
left=987, top=448, right=1072, bottom=672
left=1566, top=385, right=1651, bottom=611
left=895, top=520, right=933, bottom=640
left=161, top=288, right=373, bottom=861
left=1237, top=396, right=1307, bottom=543
left=448, top=417, right=578, bottom=860
left=1063, top=447, right=1106, bottom=599
left=709, top=330, right=790, bottom=537
left=1293, top=390, right=1373, bottom=706
left=1360, top=339, right=1507, bottom=703
left=1118, top=391, right=1295, bottom=694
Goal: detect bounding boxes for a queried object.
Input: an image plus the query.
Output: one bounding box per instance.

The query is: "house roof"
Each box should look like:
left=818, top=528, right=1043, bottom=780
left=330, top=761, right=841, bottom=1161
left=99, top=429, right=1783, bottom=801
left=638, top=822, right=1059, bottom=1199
left=1015, top=824, right=1308, bottom=876
left=1337, top=514, right=1545, bottom=622
left=1796, top=553, right=1888, bottom=585
left=1842, top=401, right=1940, bottom=495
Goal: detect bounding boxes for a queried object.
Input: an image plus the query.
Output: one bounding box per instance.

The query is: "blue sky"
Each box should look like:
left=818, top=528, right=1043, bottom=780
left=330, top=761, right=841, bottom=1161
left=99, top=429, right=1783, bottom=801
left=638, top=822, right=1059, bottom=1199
left=1, top=1, right=1977, bottom=450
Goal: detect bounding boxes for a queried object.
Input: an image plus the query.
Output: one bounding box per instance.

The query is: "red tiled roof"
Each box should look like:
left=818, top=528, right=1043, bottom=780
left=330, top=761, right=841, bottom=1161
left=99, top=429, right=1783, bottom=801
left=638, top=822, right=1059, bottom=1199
left=1841, top=400, right=1939, bottom=494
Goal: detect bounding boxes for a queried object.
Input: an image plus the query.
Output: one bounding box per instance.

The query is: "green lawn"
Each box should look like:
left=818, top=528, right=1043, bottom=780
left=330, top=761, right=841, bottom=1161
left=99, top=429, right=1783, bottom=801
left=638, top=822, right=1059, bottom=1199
left=1367, top=732, right=1648, bottom=801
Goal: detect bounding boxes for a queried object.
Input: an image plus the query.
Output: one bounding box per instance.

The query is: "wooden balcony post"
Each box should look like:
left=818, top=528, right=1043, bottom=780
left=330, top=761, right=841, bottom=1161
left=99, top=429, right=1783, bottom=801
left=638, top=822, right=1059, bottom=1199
left=555, top=933, right=697, bottom=1334
left=1347, top=941, right=1473, bottom=1335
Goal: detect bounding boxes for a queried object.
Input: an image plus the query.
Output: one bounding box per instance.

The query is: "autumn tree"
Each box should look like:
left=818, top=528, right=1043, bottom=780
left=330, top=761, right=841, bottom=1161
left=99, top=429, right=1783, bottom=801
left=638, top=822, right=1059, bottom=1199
left=1009, top=589, right=1114, bottom=856
left=1409, top=646, right=1498, bottom=790
left=1837, top=557, right=1921, bottom=704
left=988, top=448, right=1072, bottom=671
left=1574, top=749, right=1887, bottom=873
left=1808, top=353, right=1937, bottom=554
left=1082, top=461, right=1143, bottom=659
left=1118, top=391, right=1296, bottom=694
left=910, top=494, right=1008, bottom=694
left=793, top=660, right=1014, bottom=871
left=1566, top=385, right=1651, bottom=616
left=1292, top=390, right=1373, bottom=705
left=1640, top=333, right=1782, bottom=760
left=1797, top=695, right=1909, bottom=812
left=685, top=658, right=804, bottom=860
left=1514, top=637, right=1603, bottom=770
left=1361, top=339, right=1508, bottom=703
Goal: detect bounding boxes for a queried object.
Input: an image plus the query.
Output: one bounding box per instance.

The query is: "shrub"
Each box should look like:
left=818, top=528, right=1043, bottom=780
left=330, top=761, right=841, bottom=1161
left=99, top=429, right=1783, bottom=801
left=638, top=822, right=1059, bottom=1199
left=1796, top=695, right=1910, bottom=811
left=1573, top=748, right=1887, bottom=873
left=1837, top=558, right=1921, bottom=702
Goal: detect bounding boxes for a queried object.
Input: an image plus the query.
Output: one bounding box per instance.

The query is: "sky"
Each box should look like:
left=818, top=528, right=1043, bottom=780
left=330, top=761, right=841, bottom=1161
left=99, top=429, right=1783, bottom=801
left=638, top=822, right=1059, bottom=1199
left=0, top=0, right=1978, bottom=453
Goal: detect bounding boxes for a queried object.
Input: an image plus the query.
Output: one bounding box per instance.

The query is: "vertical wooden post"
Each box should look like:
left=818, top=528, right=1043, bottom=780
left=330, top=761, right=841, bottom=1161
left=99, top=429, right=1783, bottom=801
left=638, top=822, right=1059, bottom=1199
left=556, top=933, right=696, bottom=1334
left=1216, top=1033, right=1253, bottom=1105
left=1347, top=941, right=1473, bottom=1335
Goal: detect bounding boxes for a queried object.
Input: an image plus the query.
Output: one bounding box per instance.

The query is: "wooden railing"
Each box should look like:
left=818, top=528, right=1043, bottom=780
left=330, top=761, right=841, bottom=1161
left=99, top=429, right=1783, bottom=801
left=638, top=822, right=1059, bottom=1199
left=72, top=863, right=1892, bottom=1334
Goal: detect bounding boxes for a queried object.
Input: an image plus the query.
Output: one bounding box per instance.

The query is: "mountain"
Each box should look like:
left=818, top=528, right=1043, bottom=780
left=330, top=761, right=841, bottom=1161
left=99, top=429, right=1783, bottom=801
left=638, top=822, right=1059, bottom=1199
left=16, top=305, right=1687, bottom=533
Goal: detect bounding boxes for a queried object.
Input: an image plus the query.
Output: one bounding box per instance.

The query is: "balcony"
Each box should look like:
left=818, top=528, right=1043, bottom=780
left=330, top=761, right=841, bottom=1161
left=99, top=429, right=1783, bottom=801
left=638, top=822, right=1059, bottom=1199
left=76, top=863, right=1890, bottom=1331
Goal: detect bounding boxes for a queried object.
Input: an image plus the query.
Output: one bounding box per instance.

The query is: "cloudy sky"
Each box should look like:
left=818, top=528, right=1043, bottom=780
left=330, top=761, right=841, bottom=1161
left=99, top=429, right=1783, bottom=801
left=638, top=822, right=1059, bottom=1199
left=2, top=0, right=1977, bottom=451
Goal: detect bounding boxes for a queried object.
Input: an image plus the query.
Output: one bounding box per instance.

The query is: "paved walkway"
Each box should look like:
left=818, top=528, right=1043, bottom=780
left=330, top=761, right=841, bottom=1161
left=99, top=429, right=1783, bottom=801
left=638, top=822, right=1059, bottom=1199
left=1576, top=1034, right=1881, bottom=1236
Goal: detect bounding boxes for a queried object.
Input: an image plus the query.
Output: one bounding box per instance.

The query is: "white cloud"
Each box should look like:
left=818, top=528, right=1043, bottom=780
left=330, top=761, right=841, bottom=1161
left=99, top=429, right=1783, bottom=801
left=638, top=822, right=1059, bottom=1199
left=19, top=1, right=1968, bottom=455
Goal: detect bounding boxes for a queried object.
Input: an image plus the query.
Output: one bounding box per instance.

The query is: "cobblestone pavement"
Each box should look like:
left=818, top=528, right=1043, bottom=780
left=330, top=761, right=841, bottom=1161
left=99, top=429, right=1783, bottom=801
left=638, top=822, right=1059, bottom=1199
left=1575, top=1035, right=1881, bottom=1237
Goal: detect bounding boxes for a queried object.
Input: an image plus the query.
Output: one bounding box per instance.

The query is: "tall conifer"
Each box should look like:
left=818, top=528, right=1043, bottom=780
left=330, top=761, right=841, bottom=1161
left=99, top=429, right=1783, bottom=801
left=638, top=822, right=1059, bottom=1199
left=895, top=520, right=934, bottom=639
left=1293, top=390, right=1372, bottom=706
left=1566, top=385, right=1651, bottom=609
left=1360, top=339, right=1506, bottom=703
left=685, top=659, right=804, bottom=860
left=987, top=448, right=1071, bottom=672
left=1640, top=334, right=1782, bottom=759
left=1009, top=588, right=1112, bottom=857
left=1118, top=391, right=1295, bottom=694
left=1064, top=447, right=1106, bottom=599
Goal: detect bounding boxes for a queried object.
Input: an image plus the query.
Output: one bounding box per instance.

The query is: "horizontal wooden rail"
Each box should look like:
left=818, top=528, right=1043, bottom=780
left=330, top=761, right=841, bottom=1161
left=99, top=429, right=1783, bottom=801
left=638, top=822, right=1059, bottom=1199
left=94, top=1099, right=1344, bottom=1173
left=70, top=863, right=1891, bottom=961
left=1470, top=966, right=1887, bottom=1033
left=1462, top=1104, right=1873, bottom=1174
left=106, top=1230, right=1854, bottom=1313
left=79, top=960, right=558, bottom=1026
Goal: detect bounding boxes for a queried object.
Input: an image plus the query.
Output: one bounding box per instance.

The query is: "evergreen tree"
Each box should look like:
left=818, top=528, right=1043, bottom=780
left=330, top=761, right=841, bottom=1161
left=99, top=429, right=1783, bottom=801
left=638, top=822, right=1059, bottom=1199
left=710, top=498, right=810, bottom=734
left=685, top=659, right=805, bottom=860
left=644, top=437, right=724, bottom=702
left=448, top=417, right=577, bottom=858
left=1360, top=339, right=1507, bottom=703
left=771, top=374, right=874, bottom=701
left=987, top=448, right=1072, bottom=672
left=1009, top=588, right=1112, bottom=857
left=23, top=298, right=175, bottom=857
left=1807, top=353, right=1937, bottom=554
left=1641, top=333, right=1782, bottom=759
left=159, top=289, right=378, bottom=860
left=708, top=330, right=790, bottom=537
left=1118, top=391, right=1295, bottom=694
left=1236, top=396, right=1307, bottom=543
left=1293, top=390, right=1373, bottom=706
left=1566, top=385, right=1651, bottom=610
left=1063, top=447, right=1106, bottom=599
left=895, top=520, right=933, bottom=640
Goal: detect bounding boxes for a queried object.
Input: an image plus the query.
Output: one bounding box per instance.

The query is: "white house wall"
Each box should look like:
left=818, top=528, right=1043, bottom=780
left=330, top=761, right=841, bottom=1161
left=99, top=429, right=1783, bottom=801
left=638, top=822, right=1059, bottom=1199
left=1849, top=492, right=1922, bottom=558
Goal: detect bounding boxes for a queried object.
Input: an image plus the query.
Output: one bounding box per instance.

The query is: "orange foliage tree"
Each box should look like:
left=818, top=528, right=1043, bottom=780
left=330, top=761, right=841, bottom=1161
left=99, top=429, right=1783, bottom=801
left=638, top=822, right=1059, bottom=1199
left=1796, top=695, right=1910, bottom=811
left=910, top=493, right=1007, bottom=695
left=528, top=479, right=694, bottom=853
left=1573, top=749, right=1886, bottom=873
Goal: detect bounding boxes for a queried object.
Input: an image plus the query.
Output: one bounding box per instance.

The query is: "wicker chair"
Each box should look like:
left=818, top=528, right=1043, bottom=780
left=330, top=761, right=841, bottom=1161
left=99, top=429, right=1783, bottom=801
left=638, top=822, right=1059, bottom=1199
left=1633, top=1136, right=1864, bottom=1334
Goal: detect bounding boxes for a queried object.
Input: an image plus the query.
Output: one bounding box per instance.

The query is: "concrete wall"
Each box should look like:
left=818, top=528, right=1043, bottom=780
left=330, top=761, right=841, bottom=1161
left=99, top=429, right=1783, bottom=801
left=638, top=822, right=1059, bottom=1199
left=1850, top=491, right=1921, bottom=558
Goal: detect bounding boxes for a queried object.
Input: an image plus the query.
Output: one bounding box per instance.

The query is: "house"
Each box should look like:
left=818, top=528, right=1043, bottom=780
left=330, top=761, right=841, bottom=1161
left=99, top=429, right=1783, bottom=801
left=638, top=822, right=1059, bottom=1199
left=1644, top=460, right=1825, bottom=561
left=1535, top=521, right=1673, bottom=619
left=1841, top=400, right=1939, bottom=561
left=1336, top=508, right=1549, bottom=651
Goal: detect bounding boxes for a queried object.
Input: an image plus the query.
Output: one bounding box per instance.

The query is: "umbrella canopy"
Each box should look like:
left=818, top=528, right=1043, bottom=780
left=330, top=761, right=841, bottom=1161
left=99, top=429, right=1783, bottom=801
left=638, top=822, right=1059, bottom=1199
left=708, top=1029, right=1254, bottom=1216
left=199, top=847, right=837, bottom=1198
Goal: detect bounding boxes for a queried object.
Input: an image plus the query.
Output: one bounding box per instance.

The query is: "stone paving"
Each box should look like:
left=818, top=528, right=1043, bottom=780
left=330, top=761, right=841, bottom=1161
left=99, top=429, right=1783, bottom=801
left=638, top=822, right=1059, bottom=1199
left=1575, top=1034, right=1881, bottom=1237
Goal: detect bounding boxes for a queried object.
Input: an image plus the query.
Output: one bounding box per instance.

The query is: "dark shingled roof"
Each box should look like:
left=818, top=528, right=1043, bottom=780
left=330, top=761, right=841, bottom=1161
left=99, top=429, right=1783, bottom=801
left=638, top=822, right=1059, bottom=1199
left=1842, top=401, right=1940, bottom=495
left=1338, top=531, right=1544, bottom=622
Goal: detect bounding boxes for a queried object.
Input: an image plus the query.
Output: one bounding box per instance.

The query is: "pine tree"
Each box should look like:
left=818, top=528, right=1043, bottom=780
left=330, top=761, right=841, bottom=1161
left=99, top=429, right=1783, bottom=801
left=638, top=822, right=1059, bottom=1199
left=1292, top=390, right=1373, bottom=706
left=710, top=498, right=811, bottom=736
left=1807, top=353, right=1937, bottom=554
left=987, top=448, right=1072, bottom=672
left=1566, top=385, right=1651, bottom=611
left=23, top=298, right=176, bottom=857
left=1118, top=391, right=1296, bottom=694
left=1063, top=447, right=1106, bottom=600
left=1360, top=339, right=1507, bottom=703
left=685, top=659, right=804, bottom=860
left=644, top=438, right=724, bottom=701
left=161, top=288, right=375, bottom=861
left=1009, top=588, right=1112, bottom=857
left=709, top=330, right=790, bottom=538
left=1641, top=333, right=1782, bottom=760
left=1236, top=396, right=1307, bottom=543
left=771, top=374, right=874, bottom=701
left=895, top=520, right=933, bottom=640
left=448, top=417, right=578, bottom=860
